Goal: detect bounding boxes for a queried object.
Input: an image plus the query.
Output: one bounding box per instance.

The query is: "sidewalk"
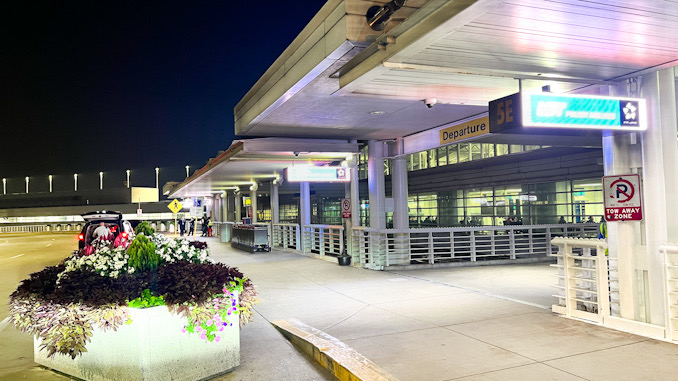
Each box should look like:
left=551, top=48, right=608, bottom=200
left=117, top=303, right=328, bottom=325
left=209, top=238, right=678, bottom=381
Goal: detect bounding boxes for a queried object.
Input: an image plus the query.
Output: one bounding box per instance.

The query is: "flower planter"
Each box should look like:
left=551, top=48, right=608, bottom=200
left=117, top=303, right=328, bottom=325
left=34, top=305, right=240, bottom=381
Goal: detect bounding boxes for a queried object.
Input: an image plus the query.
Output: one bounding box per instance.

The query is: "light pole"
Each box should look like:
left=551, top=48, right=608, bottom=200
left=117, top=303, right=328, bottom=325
left=99, top=172, right=104, bottom=190
left=155, top=167, right=159, bottom=189
left=49, top=175, right=53, bottom=193
left=2, top=178, right=6, bottom=195
left=25, top=176, right=29, bottom=193
left=74, top=173, right=78, bottom=192
left=185, top=165, right=190, bottom=178
left=126, top=170, right=131, bottom=188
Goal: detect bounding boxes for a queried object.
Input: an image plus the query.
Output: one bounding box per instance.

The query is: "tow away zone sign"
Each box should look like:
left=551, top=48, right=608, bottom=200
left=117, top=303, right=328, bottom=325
left=603, top=174, right=642, bottom=221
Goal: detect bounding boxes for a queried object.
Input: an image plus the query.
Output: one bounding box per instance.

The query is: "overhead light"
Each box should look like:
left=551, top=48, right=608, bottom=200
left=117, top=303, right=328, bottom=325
left=369, top=111, right=386, bottom=115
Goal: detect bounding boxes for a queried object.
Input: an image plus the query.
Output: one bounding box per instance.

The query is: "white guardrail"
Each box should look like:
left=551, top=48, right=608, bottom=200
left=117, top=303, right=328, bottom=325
left=661, top=244, right=678, bottom=341
left=272, top=223, right=300, bottom=251
left=351, top=223, right=599, bottom=270
left=301, top=224, right=344, bottom=257
left=550, top=237, right=613, bottom=324
left=0, top=225, right=50, bottom=233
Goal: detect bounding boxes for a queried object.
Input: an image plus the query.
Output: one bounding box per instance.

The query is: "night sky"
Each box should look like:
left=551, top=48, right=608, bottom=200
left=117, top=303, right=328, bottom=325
left=1, top=1, right=325, bottom=180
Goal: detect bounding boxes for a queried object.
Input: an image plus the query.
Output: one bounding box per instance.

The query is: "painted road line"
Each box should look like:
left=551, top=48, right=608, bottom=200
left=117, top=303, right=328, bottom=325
left=10, top=254, right=25, bottom=259
left=46, top=244, right=51, bottom=247
left=272, top=318, right=398, bottom=381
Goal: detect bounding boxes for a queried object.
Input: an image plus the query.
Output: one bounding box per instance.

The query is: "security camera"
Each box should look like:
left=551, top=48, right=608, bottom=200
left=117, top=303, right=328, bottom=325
left=424, top=98, right=437, bottom=108
left=293, top=151, right=300, bottom=157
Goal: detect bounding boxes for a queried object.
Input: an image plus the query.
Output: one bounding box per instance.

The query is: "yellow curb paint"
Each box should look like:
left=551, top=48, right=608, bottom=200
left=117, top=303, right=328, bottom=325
left=271, top=318, right=398, bottom=381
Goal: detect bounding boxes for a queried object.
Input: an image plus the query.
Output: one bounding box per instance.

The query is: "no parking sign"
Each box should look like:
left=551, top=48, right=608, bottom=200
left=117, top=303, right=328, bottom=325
left=603, top=174, right=643, bottom=221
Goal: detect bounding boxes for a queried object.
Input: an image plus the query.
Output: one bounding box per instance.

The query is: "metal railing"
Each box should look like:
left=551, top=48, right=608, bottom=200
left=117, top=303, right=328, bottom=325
left=550, top=237, right=611, bottom=324
left=272, top=223, right=300, bottom=251
left=351, top=223, right=598, bottom=269
left=302, top=224, right=344, bottom=257
left=0, top=225, right=49, bottom=233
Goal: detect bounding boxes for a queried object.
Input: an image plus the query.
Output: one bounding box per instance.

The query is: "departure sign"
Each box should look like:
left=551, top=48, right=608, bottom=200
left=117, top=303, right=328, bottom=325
left=287, top=166, right=350, bottom=182
left=522, top=93, right=646, bottom=130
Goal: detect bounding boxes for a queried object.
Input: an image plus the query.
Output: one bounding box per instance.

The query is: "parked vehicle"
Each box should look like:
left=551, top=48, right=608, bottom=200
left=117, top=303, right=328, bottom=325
left=78, top=211, right=134, bottom=249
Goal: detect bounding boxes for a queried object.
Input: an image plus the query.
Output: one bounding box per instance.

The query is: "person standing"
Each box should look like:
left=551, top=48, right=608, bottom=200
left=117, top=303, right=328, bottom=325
left=178, top=216, right=186, bottom=236
left=207, top=217, right=213, bottom=237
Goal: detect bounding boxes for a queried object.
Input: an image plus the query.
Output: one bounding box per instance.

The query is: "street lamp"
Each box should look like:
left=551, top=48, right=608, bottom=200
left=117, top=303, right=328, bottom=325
left=185, top=165, right=190, bottom=178
left=99, top=172, right=104, bottom=190
left=74, top=173, right=78, bottom=192
left=155, top=167, right=159, bottom=189
left=25, top=176, right=29, bottom=193
left=49, top=175, right=53, bottom=193
left=126, top=170, right=131, bottom=188
left=2, top=178, right=6, bottom=195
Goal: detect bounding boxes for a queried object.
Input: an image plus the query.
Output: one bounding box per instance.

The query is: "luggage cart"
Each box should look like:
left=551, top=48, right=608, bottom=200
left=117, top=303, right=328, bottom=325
left=231, top=224, right=271, bottom=253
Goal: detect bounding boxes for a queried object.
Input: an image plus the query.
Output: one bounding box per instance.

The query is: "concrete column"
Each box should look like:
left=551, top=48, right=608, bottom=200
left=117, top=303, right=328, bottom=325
left=270, top=181, right=280, bottom=224
left=392, top=138, right=409, bottom=229
left=602, top=129, right=637, bottom=320
left=235, top=189, right=242, bottom=223
left=350, top=158, right=360, bottom=227
left=638, top=67, right=678, bottom=326
left=368, top=140, right=386, bottom=229
left=300, top=181, right=311, bottom=253
left=250, top=186, right=258, bottom=224
left=222, top=191, right=230, bottom=222
left=300, top=182, right=311, bottom=226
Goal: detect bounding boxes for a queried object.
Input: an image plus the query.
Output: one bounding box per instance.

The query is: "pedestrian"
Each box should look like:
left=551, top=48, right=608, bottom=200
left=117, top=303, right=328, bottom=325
left=178, top=216, right=186, bottom=236
left=207, top=217, right=213, bottom=237
left=201, top=215, right=208, bottom=237
left=189, top=218, right=195, bottom=235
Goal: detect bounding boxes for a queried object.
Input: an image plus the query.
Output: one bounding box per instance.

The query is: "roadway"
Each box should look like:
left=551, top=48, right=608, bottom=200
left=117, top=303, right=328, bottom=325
left=0, top=232, right=76, bottom=380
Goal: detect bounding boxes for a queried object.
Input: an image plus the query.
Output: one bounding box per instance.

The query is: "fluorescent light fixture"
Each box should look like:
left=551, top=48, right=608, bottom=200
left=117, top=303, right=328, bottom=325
left=522, top=92, right=647, bottom=131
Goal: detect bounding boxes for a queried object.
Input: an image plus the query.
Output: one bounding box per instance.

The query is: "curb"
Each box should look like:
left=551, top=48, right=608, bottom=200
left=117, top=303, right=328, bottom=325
left=271, top=318, right=399, bottom=381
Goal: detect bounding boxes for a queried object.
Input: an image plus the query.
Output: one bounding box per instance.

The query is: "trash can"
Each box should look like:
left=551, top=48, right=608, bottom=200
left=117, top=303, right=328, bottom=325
left=220, top=222, right=234, bottom=243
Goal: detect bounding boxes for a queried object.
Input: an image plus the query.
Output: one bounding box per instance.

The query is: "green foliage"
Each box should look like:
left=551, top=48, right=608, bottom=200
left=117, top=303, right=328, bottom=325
left=158, top=262, right=244, bottom=305
left=134, top=221, right=155, bottom=236
left=127, top=235, right=159, bottom=273
left=128, top=289, right=165, bottom=308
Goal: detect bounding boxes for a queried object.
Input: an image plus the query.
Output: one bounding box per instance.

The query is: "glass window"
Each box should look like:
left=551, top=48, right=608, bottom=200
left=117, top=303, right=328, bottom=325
left=482, top=144, right=495, bottom=159
left=510, top=145, right=524, bottom=154
left=429, top=149, right=437, bottom=168
left=419, top=151, right=428, bottom=170
left=470, top=143, right=482, bottom=161
left=496, top=144, right=509, bottom=156
left=448, top=145, right=458, bottom=164
left=458, top=143, right=470, bottom=163
left=411, top=153, right=420, bottom=170
left=437, top=147, right=448, bottom=166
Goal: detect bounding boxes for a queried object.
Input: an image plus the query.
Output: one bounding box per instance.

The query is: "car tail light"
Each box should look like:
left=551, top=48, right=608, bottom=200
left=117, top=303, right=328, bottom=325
left=122, top=232, right=128, bottom=239
left=78, top=234, right=84, bottom=241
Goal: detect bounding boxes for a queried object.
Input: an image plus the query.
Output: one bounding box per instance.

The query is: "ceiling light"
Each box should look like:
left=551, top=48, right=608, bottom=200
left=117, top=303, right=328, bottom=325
left=369, top=111, right=386, bottom=115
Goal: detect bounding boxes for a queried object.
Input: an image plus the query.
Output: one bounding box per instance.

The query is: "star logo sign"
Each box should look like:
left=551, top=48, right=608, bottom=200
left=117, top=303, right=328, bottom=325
left=623, top=102, right=637, bottom=121
left=336, top=168, right=346, bottom=179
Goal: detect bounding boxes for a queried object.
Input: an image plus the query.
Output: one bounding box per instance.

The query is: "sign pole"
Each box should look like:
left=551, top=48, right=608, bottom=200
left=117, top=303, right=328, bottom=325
left=174, top=213, right=178, bottom=237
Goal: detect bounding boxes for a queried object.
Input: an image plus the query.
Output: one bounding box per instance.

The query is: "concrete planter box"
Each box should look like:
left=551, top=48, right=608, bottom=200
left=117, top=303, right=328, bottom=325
left=34, top=305, right=240, bottom=381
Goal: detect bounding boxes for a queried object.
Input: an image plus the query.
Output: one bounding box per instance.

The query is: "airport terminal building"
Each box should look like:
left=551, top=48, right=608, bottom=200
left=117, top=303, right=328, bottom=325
left=170, top=1, right=678, bottom=341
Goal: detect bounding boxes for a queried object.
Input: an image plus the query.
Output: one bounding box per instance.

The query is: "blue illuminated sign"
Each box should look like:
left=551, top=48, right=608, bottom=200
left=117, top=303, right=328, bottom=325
left=287, top=166, right=350, bottom=182
left=522, top=93, right=646, bottom=130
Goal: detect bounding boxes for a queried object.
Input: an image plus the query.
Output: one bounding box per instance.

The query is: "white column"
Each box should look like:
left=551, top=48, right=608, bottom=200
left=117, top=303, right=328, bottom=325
left=300, top=182, right=311, bottom=226
left=350, top=158, right=360, bottom=227
left=222, top=191, right=230, bottom=222
left=235, top=190, right=242, bottom=223
left=392, top=138, right=409, bottom=229
left=300, top=181, right=311, bottom=253
left=639, top=67, right=678, bottom=326
left=270, top=181, right=279, bottom=224
left=368, top=140, right=386, bottom=229
left=602, top=129, right=638, bottom=320
left=250, top=188, right=258, bottom=224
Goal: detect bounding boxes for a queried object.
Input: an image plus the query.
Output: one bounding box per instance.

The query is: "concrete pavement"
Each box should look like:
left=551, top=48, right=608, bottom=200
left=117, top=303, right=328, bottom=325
left=208, top=238, right=678, bottom=381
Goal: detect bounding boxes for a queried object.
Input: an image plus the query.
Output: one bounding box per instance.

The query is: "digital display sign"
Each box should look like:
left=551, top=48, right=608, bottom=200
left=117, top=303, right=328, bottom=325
left=522, top=93, right=646, bottom=130
left=287, top=166, right=350, bottom=182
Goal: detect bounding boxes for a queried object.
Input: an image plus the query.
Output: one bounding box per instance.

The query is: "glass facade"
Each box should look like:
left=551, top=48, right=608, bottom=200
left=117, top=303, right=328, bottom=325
left=407, top=179, right=603, bottom=228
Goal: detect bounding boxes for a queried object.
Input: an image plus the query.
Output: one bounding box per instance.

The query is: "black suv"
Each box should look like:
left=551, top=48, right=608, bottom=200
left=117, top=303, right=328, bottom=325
left=78, top=211, right=135, bottom=249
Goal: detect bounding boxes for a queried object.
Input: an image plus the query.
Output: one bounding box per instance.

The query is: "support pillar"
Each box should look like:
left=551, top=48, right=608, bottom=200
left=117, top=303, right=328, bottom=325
left=391, top=138, right=410, bottom=265
left=300, top=182, right=311, bottom=253
left=235, top=189, right=242, bottom=223
left=638, top=67, right=678, bottom=326
left=250, top=185, right=258, bottom=224
left=368, top=140, right=386, bottom=230
left=271, top=181, right=279, bottom=224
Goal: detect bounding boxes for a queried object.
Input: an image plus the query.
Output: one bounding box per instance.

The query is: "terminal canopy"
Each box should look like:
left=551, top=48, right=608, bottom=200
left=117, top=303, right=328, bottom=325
left=169, top=138, right=360, bottom=198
